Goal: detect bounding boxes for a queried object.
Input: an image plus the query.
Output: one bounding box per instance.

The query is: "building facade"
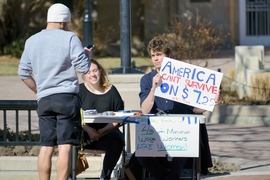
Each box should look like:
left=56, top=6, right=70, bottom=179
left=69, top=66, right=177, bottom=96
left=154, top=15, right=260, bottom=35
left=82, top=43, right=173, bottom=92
left=80, top=0, right=270, bottom=48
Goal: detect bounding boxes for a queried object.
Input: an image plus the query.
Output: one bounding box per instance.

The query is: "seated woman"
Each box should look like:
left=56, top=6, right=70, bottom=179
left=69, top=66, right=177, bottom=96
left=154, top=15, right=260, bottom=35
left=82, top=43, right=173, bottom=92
left=78, top=59, right=124, bottom=180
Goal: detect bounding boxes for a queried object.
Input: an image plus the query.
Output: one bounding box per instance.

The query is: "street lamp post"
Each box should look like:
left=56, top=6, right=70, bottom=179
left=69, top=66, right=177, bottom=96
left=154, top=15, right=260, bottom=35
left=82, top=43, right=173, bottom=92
left=111, top=0, right=143, bottom=74
left=83, top=0, right=93, bottom=47
left=120, top=0, right=131, bottom=73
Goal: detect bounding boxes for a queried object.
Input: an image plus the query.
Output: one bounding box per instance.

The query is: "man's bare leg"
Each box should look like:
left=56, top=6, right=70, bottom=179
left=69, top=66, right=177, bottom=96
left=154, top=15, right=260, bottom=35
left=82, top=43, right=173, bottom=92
left=38, top=146, right=54, bottom=180
left=57, top=144, right=72, bottom=180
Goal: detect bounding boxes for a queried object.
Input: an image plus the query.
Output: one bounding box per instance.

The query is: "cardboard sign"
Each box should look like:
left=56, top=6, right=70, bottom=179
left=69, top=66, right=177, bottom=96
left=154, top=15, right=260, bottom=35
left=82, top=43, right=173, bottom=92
left=155, top=57, right=223, bottom=111
left=135, top=115, right=201, bottom=157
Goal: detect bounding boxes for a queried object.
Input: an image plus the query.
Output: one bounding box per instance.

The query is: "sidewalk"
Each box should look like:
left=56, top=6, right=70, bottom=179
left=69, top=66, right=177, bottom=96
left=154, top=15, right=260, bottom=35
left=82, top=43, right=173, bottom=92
left=1, top=48, right=270, bottom=179
left=202, top=175, right=270, bottom=180
left=1, top=77, right=269, bottom=180
left=201, top=124, right=270, bottom=180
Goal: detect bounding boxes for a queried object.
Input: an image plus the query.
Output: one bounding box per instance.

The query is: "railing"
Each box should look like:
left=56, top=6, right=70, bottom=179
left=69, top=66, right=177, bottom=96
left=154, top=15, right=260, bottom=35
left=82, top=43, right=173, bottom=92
left=0, top=100, right=38, bottom=146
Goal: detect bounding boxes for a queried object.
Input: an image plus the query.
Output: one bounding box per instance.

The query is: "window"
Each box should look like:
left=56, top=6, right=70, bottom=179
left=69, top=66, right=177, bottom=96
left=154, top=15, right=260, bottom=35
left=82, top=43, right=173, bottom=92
left=190, top=0, right=210, bottom=2
left=246, top=0, right=270, bottom=35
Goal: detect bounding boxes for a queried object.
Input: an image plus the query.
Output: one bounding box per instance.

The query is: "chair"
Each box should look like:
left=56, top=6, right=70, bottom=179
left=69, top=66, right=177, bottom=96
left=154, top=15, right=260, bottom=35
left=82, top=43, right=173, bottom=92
left=76, top=123, right=127, bottom=179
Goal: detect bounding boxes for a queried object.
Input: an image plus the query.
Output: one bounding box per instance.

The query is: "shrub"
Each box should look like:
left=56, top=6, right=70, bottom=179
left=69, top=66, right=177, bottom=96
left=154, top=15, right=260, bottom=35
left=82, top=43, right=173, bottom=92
left=220, top=67, right=235, bottom=92
left=3, top=39, right=25, bottom=58
left=250, top=73, right=270, bottom=101
left=165, top=11, right=229, bottom=66
left=226, top=68, right=235, bottom=85
left=0, top=127, right=39, bottom=142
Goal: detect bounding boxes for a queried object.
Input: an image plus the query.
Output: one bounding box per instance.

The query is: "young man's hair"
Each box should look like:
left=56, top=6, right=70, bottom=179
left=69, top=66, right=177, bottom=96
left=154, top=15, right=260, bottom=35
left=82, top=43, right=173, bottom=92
left=147, top=36, right=172, bottom=56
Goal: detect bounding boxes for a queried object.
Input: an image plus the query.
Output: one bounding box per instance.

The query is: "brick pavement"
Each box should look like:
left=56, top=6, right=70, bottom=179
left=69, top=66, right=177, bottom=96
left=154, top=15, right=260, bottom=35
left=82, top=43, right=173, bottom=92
left=201, top=124, right=270, bottom=180
left=202, top=175, right=270, bottom=180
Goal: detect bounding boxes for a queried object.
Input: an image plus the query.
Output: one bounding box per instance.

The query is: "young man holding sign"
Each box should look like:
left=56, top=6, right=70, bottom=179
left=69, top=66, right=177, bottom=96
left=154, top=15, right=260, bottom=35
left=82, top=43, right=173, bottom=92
left=137, top=36, right=221, bottom=179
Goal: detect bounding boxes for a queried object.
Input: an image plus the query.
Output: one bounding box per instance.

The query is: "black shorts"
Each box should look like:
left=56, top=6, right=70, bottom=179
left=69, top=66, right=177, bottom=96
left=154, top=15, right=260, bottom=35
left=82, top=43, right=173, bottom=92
left=37, top=93, right=82, bottom=146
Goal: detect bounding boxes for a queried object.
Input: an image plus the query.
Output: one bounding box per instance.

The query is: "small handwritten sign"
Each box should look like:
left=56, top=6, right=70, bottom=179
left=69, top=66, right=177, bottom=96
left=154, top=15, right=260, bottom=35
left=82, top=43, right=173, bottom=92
left=135, top=115, right=201, bottom=157
left=155, top=57, right=223, bottom=111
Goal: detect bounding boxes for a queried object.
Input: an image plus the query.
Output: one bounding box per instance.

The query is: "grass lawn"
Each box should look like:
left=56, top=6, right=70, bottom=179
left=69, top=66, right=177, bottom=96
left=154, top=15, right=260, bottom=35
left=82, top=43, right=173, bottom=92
left=0, top=55, right=21, bottom=76
left=0, top=55, right=153, bottom=76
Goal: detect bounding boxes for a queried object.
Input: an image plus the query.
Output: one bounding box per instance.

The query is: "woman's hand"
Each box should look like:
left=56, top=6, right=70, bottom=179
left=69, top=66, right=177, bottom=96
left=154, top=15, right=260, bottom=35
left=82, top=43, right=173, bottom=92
left=97, top=123, right=117, bottom=136
left=97, top=128, right=106, bottom=136
left=84, top=124, right=99, bottom=139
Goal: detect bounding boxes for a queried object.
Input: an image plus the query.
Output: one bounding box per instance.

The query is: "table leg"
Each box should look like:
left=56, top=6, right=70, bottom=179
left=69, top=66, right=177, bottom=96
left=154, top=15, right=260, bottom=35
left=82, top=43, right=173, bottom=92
left=124, top=123, right=131, bottom=153
left=196, top=157, right=200, bottom=179
left=196, top=125, right=201, bottom=180
left=121, top=124, right=126, bottom=180
left=72, top=145, right=77, bottom=180
left=192, top=158, right=195, bottom=180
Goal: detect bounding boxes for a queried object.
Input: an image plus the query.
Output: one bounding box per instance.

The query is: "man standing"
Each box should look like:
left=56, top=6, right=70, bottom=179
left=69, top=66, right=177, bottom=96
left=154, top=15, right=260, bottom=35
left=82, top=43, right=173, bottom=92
left=138, top=36, right=221, bottom=179
left=18, top=3, right=91, bottom=180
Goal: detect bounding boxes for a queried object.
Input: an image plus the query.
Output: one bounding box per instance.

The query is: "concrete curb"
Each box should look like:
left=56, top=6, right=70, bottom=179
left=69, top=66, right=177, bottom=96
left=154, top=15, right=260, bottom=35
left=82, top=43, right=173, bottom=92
left=0, top=156, right=104, bottom=179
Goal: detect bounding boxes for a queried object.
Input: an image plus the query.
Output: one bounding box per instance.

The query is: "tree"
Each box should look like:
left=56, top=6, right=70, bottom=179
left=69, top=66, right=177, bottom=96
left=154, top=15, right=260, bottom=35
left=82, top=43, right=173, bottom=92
left=0, top=0, right=51, bottom=55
